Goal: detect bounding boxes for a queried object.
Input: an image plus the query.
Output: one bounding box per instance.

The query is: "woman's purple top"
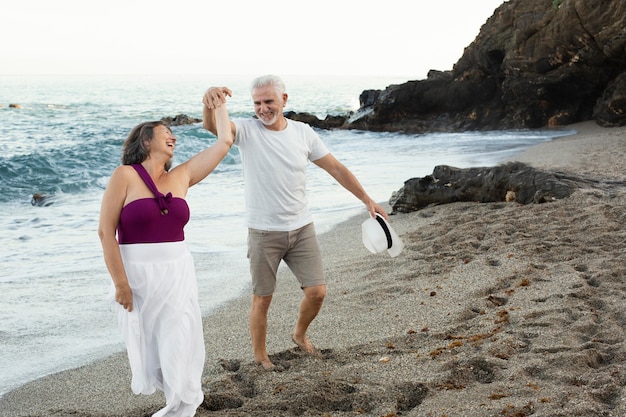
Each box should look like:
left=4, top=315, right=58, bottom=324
left=117, top=164, right=190, bottom=244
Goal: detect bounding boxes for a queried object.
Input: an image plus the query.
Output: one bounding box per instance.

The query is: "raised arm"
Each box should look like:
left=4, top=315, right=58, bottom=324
left=313, top=153, right=389, bottom=220
left=185, top=104, right=234, bottom=187
left=202, top=86, right=236, bottom=137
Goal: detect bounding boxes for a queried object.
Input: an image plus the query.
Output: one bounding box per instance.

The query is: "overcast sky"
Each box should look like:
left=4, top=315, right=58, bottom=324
left=2, top=0, right=505, bottom=78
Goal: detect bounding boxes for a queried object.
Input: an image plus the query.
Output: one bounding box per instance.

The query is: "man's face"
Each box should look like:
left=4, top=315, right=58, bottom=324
left=252, top=85, right=287, bottom=129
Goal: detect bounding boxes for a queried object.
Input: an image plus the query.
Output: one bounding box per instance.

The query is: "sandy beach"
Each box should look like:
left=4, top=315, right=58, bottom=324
left=1, top=121, right=624, bottom=417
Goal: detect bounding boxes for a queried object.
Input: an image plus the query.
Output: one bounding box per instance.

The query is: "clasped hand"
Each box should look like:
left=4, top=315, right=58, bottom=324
left=203, top=86, right=232, bottom=109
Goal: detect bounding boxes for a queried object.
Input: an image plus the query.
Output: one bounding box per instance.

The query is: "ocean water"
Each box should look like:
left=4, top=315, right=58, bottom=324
left=0, top=74, right=575, bottom=396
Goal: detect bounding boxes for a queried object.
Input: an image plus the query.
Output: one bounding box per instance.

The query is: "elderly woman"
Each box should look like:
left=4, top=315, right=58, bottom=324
left=98, top=105, right=232, bottom=417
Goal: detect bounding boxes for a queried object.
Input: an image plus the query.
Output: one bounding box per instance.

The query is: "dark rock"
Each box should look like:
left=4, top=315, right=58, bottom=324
left=31, top=193, right=54, bottom=207
left=593, top=71, right=626, bottom=127
left=160, top=114, right=201, bottom=126
left=284, top=111, right=347, bottom=129
left=389, top=162, right=580, bottom=213
left=345, top=0, right=626, bottom=132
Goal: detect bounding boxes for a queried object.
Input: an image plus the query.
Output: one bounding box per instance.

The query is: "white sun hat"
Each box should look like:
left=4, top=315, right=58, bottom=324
left=361, top=213, right=404, bottom=257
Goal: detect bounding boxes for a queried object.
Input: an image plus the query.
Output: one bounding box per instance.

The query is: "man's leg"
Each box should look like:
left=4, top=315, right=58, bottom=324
left=250, top=294, right=274, bottom=369
left=284, top=224, right=326, bottom=355
left=247, top=228, right=284, bottom=370
left=292, top=284, right=326, bottom=355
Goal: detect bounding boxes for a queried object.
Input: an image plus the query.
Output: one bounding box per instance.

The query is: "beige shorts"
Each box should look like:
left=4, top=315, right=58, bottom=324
left=247, top=223, right=325, bottom=296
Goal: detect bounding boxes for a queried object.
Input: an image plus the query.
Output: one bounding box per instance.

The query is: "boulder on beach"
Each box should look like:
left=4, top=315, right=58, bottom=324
left=389, top=161, right=600, bottom=213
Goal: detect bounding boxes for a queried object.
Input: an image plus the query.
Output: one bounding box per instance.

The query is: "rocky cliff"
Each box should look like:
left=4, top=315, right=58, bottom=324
left=343, top=0, right=626, bottom=133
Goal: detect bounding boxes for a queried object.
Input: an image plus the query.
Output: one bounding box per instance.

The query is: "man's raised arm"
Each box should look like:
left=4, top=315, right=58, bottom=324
left=202, top=86, right=235, bottom=136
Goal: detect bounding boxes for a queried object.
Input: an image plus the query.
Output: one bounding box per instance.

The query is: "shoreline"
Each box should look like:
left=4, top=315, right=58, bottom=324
left=1, top=121, right=625, bottom=416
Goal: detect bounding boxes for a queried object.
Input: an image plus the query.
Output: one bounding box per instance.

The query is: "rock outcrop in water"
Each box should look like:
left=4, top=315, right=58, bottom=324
left=320, top=0, right=626, bottom=133
left=161, top=114, right=201, bottom=126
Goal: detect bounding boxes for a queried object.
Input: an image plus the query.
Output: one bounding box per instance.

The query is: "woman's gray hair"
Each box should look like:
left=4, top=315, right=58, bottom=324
left=121, top=121, right=172, bottom=171
left=250, top=74, right=286, bottom=96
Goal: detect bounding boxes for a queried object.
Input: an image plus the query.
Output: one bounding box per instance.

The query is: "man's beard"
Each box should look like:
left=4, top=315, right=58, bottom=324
left=258, top=111, right=278, bottom=126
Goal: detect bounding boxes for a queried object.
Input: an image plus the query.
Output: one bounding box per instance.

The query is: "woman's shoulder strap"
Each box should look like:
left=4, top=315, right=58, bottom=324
left=131, top=164, right=160, bottom=196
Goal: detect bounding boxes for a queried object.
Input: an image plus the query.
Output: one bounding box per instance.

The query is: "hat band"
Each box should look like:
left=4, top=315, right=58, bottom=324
left=375, top=215, right=393, bottom=249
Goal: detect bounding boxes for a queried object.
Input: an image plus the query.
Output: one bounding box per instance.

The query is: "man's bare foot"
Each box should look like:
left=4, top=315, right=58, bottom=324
left=292, top=335, right=320, bottom=356
left=254, top=359, right=276, bottom=371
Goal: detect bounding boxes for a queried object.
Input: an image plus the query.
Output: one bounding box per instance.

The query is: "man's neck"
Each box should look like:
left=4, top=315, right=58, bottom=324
left=263, top=116, right=288, bottom=131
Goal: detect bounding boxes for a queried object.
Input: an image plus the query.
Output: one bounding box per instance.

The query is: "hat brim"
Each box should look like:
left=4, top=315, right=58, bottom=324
left=361, top=214, right=404, bottom=258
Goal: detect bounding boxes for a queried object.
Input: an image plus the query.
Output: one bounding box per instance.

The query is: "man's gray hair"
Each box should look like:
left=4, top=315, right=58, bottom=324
left=251, top=74, right=286, bottom=96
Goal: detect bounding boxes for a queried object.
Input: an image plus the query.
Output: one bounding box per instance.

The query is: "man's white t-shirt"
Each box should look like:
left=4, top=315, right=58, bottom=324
left=233, top=118, right=330, bottom=231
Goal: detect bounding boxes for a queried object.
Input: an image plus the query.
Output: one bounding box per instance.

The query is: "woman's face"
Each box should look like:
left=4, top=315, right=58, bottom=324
left=150, top=124, right=177, bottom=158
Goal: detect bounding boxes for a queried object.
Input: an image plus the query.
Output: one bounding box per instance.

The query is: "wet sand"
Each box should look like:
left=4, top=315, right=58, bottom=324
left=1, top=121, right=624, bottom=416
